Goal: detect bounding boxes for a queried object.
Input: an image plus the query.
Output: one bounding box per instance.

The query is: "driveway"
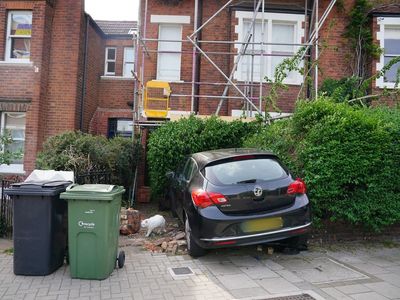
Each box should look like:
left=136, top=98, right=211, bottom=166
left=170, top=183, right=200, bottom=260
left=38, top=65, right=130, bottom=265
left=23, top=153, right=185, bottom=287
left=0, top=239, right=399, bottom=300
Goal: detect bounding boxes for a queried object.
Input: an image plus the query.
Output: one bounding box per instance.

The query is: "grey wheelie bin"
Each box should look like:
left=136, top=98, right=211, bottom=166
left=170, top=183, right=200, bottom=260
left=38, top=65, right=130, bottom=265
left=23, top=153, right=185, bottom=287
left=5, top=181, right=71, bottom=275
left=60, top=184, right=125, bottom=280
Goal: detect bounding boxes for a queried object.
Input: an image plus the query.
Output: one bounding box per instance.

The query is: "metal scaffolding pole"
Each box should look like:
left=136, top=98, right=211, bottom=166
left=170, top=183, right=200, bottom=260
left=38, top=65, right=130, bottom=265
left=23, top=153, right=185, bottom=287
left=215, top=0, right=264, bottom=115
left=189, top=0, right=234, bottom=39
left=315, top=0, right=319, bottom=100
left=187, top=35, right=262, bottom=114
left=259, top=0, right=265, bottom=111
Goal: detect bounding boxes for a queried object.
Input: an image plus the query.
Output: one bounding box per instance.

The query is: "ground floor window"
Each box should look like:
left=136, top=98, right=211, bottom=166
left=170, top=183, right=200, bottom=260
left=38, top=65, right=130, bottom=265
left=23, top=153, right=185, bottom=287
left=0, top=112, right=26, bottom=175
left=107, top=118, right=133, bottom=138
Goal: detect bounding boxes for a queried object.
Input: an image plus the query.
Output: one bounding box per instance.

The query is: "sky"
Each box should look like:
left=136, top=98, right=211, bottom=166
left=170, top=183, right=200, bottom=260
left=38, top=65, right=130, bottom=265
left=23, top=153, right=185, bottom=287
left=85, top=0, right=139, bottom=21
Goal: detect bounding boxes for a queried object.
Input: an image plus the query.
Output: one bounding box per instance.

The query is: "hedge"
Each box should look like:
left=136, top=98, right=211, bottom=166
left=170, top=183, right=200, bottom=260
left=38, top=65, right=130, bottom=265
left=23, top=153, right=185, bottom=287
left=147, top=116, right=260, bottom=199
left=36, top=131, right=141, bottom=190
left=245, top=98, right=400, bottom=231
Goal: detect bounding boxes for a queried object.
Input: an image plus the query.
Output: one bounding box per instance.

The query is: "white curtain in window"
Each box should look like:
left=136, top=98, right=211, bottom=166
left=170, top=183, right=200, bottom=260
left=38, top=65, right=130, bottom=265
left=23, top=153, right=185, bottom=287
left=241, top=21, right=266, bottom=81
left=384, top=26, right=400, bottom=82
left=123, top=47, right=135, bottom=77
left=157, top=24, right=182, bottom=81
left=271, top=23, right=295, bottom=79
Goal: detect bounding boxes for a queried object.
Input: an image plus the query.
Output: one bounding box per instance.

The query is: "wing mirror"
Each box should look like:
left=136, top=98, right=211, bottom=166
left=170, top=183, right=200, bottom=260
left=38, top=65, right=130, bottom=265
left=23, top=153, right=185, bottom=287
left=165, top=171, right=175, bottom=179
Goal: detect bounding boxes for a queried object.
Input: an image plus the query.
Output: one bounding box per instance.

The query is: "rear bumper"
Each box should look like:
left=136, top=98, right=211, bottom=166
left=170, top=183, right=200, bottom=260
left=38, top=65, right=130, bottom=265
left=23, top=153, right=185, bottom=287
left=188, top=195, right=311, bottom=249
left=199, top=222, right=311, bottom=248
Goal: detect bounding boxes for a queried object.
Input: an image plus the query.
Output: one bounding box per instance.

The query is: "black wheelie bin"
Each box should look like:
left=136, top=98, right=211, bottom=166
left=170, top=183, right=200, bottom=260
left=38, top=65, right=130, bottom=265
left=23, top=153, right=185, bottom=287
left=5, top=180, right=71, bottom=275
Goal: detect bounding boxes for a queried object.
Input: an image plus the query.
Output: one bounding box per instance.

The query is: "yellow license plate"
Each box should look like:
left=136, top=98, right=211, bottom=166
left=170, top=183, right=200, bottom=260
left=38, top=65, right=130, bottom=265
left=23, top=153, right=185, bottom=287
left=241, top=217, right=283, bottom=233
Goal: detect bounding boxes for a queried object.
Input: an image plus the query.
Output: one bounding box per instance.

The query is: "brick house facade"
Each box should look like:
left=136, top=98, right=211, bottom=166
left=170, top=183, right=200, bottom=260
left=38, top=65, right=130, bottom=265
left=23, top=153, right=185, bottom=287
left=137, top=0, right=400, bottom=117
left=0, top=0, right=136, bottom=175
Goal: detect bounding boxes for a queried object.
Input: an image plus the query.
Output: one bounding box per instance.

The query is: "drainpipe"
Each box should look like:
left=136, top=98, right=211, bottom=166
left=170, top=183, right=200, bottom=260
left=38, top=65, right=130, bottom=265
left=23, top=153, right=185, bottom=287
left=80, top=15, right=89, bottom=131
left=192, top=0, right=202, bottom=113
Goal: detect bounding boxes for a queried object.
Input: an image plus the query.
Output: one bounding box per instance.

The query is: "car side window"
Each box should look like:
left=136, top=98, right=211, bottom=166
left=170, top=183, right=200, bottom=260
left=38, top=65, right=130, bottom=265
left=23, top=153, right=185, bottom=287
left=183, top=158, right=196, bottom=181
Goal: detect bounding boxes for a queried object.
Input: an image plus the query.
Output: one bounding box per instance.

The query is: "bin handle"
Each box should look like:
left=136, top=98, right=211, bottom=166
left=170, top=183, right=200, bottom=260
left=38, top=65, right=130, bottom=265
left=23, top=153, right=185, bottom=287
left=66, top=183, right=78, bottom=191
left=106, top=185, right=116, bottom=192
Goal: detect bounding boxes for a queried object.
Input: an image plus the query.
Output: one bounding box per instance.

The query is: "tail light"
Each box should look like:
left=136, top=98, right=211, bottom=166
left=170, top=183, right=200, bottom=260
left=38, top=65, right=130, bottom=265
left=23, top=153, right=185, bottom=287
left=287, top=178, right=307, bottom=195
left=191, top=190, right=228, bottom=208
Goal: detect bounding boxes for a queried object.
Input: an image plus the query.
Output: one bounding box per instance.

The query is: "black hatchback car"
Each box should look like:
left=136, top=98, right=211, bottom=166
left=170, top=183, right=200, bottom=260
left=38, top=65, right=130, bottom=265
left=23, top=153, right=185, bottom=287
left=166, top=148, right=311, bottom=257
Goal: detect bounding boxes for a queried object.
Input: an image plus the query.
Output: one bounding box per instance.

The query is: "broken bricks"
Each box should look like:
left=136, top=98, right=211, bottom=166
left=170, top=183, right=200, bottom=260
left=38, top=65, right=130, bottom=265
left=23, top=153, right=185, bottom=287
left=120, top=208, right=141, bottom=235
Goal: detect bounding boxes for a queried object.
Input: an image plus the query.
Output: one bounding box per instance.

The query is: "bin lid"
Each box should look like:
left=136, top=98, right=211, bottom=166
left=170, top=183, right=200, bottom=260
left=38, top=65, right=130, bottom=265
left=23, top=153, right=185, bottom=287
left=5, top=180, right=73, bottom=197
left=60, top=184, right=125, bottom=201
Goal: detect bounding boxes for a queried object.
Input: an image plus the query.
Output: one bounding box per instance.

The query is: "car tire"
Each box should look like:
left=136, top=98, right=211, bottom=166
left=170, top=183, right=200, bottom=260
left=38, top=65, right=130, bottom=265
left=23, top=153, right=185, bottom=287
left=185, top=214, right=206, bottom=258
left=287, top=234, right=308, bottom=251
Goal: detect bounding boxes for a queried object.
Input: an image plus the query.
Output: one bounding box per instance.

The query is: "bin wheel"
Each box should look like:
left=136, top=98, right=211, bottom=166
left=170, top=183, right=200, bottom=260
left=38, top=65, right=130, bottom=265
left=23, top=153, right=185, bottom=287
left=117, top=251, right=125, bottom=268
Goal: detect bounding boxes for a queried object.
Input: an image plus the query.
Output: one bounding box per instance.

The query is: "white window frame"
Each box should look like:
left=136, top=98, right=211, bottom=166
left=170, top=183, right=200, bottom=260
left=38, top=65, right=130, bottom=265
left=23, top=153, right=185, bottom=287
left=156, top=24, right=182, bottom=82
left=234, top=11, right=304, bottom=85
left=104, top=47, right=117, bottom=76
left=376, top=17, right=400, bottom=89
left=5, top=11, right=32, bottom=63
left=0, top=112, right=26, bottom=174
left=123, top=47, right=135, bottom=77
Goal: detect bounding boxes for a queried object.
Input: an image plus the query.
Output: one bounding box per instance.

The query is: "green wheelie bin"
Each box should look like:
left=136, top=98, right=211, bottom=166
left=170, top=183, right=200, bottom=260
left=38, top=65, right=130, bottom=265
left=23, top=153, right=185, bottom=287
left=60, top=184, right=125, bottom=280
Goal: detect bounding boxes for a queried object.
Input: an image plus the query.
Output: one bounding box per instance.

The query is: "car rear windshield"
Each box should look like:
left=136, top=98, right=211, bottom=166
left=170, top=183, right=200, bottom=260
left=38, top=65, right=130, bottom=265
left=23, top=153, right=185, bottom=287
left=203, top=157, right=288, bottom=185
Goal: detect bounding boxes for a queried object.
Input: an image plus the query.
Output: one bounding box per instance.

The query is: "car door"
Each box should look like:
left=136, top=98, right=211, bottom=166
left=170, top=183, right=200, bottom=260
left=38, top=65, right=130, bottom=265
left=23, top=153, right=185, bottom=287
left=175, top=157, right=197, bottom=220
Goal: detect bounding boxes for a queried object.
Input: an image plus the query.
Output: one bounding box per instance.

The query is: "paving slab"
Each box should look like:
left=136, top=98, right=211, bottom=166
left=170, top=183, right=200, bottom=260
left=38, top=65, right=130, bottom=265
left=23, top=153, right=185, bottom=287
left=217, top=274, right=260, bottom=290
left=257, top=277, right=300, bottom=294
left=363, top=282, right=400, bottom=299
left=0, top=240, right=399, bottom=299
left=240, top=265, right=279, bottom=280
left=335, top=284, right=371, bottom=295
left=350, top=291, right=389, bottom=300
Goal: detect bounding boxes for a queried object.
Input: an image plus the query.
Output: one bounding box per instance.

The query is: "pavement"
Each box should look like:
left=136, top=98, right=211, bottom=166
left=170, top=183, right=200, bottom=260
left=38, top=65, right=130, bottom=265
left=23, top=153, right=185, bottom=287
left=0, top=239, right=400, bottom=300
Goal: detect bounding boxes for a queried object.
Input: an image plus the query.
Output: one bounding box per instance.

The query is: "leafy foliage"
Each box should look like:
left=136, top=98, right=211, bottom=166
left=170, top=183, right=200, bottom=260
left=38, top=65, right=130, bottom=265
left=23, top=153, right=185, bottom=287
left=245, top=98, right=400, bottom=230
left=0, top=132, right=23, bottom=165
left=147, top=116, right=260, bottom=198
left=344, top=0, right=381, bottom=79
left=36, top=131, right=141, bottom=189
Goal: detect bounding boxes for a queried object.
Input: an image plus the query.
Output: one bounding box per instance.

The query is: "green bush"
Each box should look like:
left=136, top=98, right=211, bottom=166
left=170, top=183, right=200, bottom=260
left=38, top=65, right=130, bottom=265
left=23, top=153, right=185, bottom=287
left=147, top=116, right=260, bottom=198
left=320, top=76, right=366, bottom=104
left=244, top=99, right=400, bottom=230
left=36, top=131, right=141, bottom=190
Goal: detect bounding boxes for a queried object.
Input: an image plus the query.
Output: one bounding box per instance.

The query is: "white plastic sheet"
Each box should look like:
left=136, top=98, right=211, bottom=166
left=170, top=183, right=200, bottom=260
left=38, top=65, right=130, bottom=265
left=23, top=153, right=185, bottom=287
left=24, top=170, right=74, bottom=183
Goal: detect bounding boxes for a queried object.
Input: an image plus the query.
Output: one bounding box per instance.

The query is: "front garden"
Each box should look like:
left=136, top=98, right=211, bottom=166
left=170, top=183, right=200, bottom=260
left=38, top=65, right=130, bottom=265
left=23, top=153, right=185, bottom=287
left=147, top=98, right=400, bottom=232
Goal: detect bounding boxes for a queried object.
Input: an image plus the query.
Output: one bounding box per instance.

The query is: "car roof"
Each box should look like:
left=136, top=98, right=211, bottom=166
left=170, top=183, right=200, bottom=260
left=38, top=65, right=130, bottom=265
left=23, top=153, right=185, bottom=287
left=191, top=148, right=277, bottom=169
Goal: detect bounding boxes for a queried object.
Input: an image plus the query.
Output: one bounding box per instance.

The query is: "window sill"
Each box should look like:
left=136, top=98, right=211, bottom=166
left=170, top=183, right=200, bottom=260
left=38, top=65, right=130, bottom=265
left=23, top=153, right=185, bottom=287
left=376, top=83, right=399, bottom=89
left=154, top=79, right=184, bottom=83
left=0, top=61, right=33, bottom=67
left=0, top=164, right=25, bottom=175
left=235, top=79, right=302, bottom=86
left=101, top=76, right=135, bottom=81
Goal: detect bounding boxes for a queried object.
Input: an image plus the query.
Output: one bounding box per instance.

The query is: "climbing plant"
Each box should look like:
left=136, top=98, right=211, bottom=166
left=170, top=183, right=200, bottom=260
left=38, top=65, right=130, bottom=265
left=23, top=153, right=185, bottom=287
left=344, top=0, right=382, bottom=80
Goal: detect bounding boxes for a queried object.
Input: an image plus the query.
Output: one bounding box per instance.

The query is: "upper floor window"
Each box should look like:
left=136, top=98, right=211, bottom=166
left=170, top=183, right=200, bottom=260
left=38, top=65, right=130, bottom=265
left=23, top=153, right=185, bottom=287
left=376, top=17, right=400, bottom=88
left=104, top=47, right=116, bottom=76
left=123, top=47, right=135, bottom=77
left=234, top=12, right=304, bottom=85
left=6, top=11, right=32, bottom=62
left=157, top=24, right=182, bottom=81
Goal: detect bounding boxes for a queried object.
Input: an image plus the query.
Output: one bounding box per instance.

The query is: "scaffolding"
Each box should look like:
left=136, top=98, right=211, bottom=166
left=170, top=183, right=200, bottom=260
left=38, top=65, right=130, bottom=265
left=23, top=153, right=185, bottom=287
left=133, top=0, right=338, bottom=124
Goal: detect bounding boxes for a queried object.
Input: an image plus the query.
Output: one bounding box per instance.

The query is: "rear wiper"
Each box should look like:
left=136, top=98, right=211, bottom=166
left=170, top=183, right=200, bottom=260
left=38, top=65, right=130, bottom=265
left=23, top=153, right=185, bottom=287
left=237, top=178, right=257, bottom=184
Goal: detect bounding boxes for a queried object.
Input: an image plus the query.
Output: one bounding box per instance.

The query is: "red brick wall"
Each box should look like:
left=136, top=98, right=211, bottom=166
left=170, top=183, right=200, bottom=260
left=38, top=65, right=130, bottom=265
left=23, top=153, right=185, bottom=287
left=0, top=0, right=56, bottom=173
left=317, top=0, right=355, bottom=84
left=43, top=0, right=84, bottom=137
left=98, top=79, right=134, bottom=109
left=82, top=20, right=105, bottom=132
left=88, top=109, right=132, bottom=136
